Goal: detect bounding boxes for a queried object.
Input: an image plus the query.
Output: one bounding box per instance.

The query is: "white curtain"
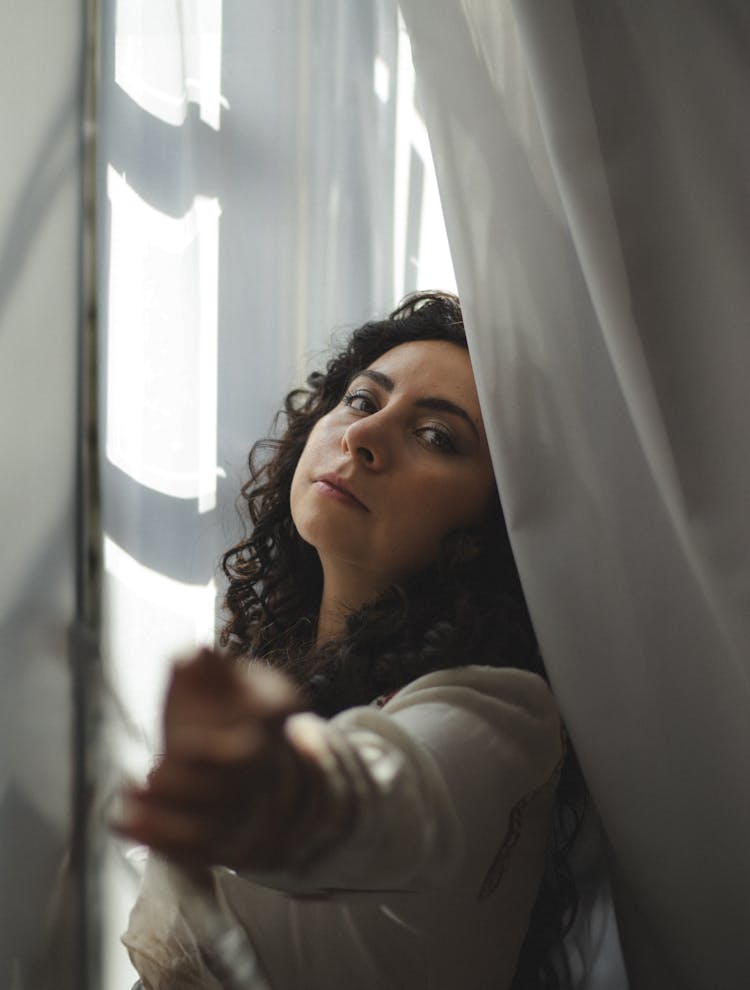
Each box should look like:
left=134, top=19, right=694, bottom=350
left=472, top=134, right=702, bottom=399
left=98, top=2, right=455, bottom=986
left=399, top=2, right=750, bottom=988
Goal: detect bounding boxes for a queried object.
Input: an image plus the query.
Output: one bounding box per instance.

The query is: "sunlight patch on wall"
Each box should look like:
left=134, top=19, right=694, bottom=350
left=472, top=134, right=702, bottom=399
left=373, top=55, right=391, bottom=104
left=106, top=166, right=220, bottom=512
left=103, top=534, right=216, bottom=764
left=115, top=0, right=225, bottom=129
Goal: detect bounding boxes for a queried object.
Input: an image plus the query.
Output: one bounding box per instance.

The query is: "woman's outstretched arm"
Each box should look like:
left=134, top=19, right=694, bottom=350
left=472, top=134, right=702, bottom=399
left=113, top=647, right=355, bottom=872
left=115, top=648, right=561, bottom=894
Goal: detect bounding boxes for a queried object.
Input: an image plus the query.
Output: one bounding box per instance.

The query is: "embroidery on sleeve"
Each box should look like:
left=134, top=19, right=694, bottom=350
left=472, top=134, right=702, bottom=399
left=373, top=689, right=399, bottom=708
left=477, top=726, right=567, bottom=900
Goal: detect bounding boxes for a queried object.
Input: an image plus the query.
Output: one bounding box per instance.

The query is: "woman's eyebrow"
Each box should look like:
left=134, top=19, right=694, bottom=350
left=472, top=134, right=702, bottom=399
left=415, top=396, right=480, bottom=439
left=352, top=368, right=480, bottom=439
left=354, top=368, right=394, bottom=392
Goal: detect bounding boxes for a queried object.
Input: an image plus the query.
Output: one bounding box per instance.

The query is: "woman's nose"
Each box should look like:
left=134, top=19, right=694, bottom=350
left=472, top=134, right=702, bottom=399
left=341, top=414, right=389, bottom=469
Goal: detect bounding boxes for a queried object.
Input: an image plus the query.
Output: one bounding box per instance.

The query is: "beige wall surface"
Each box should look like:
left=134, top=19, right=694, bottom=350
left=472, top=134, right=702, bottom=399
left=0, top=2, right=85, bottom=989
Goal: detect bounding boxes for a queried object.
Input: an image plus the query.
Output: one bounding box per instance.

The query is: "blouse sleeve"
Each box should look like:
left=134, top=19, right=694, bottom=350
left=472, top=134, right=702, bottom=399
left=243, top=665, right=563, bottom=895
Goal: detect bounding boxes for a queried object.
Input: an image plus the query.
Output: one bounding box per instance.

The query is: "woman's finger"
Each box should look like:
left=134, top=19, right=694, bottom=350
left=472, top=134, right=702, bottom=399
left=113, top=793, right=221, bottom=863
left=113, top=787, right=278, bottom=869
left=164, top=718, right=268, bottom=765
left=164, top=650, right=304, bottom=740
left=238, top=664, right=306, bottom=724
left=138, top=760, right=246, bottom=815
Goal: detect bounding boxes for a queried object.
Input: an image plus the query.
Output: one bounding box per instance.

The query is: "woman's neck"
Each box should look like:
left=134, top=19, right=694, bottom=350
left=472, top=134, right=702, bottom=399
left=315, top=598, right=348, bottom=646
left=315, top=563, right=389, bottom=646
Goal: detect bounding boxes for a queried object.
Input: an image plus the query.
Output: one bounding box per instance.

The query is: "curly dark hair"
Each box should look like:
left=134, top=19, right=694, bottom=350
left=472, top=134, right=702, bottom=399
left=220, top=291, right=586, bottom=989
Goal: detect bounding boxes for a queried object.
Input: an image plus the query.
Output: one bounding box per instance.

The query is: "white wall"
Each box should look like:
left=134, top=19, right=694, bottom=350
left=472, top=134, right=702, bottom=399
left=0, top=2, right=84, bottom=988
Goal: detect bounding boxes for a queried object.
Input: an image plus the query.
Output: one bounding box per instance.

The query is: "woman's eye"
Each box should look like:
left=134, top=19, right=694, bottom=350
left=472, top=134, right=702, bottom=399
left=343, top=390, right=378, bottom=414
left=419, top=425, right=457, bottom=454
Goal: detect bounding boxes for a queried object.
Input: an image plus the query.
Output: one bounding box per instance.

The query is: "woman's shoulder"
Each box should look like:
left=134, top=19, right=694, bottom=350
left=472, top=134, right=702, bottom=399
left=383, top=664, right=558, bottom=719
left=368, top=665, right=563, bottom=771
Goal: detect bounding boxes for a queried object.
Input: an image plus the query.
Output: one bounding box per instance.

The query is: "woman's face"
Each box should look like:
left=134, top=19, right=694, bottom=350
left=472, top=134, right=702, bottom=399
left=290, top=339, right=496, bottom=600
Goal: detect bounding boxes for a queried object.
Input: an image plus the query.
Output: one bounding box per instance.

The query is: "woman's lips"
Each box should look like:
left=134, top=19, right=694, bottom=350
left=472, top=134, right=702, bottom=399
left=314, top=476, right=369, bottom=511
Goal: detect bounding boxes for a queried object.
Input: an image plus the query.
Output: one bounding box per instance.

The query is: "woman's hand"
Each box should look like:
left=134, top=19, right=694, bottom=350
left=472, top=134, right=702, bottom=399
left=113, top=647, right=328, bottom=871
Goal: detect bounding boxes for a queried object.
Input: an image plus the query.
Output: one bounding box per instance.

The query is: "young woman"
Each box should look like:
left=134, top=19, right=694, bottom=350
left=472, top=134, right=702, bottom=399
left=119, top=292, right=584, bottom=989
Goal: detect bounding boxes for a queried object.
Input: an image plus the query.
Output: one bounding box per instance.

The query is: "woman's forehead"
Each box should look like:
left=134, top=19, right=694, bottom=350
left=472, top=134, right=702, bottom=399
left=364, top=339, right=478, bottom=399
left=366, top=338, right=472, bottom=378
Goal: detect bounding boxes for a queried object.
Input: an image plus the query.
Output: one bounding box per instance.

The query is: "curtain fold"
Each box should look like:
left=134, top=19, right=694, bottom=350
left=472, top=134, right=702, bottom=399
left=399, top=2, right=750, bottom=987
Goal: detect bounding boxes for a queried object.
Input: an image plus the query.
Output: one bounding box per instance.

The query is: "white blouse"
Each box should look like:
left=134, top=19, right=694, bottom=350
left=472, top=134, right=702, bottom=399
left=123, top=665, right=563, bottom=990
